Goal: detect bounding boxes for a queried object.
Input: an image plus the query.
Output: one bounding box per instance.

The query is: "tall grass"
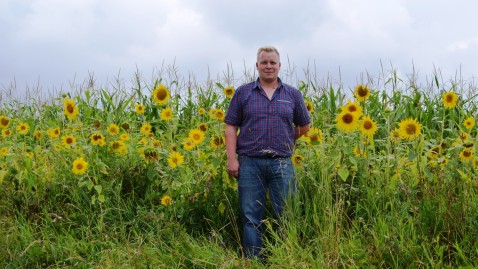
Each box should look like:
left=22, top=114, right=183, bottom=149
left=1, top=64, right=478, bottom=268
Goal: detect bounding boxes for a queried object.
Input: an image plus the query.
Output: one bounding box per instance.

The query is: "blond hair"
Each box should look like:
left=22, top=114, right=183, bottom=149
left=257, top=46, right=280, bottom=61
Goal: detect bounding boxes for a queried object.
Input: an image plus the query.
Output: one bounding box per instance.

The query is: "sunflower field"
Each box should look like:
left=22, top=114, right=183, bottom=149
left=1, top=68, right=478, bottom=268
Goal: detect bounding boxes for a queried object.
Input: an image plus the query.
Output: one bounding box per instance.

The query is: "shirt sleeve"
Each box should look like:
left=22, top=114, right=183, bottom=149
left=224, top=87, right=243, bottom=126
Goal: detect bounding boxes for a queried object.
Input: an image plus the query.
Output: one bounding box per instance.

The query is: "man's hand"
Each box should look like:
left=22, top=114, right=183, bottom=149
left=227, top=158, right=239, bottom=179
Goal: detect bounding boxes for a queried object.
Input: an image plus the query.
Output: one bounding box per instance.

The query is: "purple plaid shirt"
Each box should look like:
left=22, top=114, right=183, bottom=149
left=224, top=78, right=310, bottom=157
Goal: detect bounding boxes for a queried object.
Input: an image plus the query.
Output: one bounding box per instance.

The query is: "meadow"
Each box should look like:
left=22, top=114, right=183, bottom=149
left=1, top=65, right=478, bottom=268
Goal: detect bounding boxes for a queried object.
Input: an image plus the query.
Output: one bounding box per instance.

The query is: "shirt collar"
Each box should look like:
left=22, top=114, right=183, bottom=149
left=253, top=77, right=283, bottom=90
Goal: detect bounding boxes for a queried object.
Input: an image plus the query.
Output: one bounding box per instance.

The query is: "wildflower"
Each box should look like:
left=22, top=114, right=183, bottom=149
left=47, top=128, right=61, bottom=139
left=110, top=140, right=127, bottom=155
left=308, top=127, right=323, bottom=144
left=61, top=135, right=77, bottom=148
left=135, top=103, right=145, bottom=115
left=167, top=151, right=184, bottom=169
left=140, top=122, right=152, bottom=136
left=305, top=100, right=314, bottom=113
left=63, top=97, right=79, bottom=120
left=160, top=107, right=173, bottom=121
left=398, top=118, right=422, bottom=141
left=152, top=84, right=170, bottom=105
left=188, top=129, right=205, bottom=145
left=183, top=138, right=196, bottom=151
left=459, top=148, right=473, bottom=161
left=428, top=146, right=441, bottom=159
left=17, top=122, right=30, bottom=135
left=120, top=133, right=130, bottom=141
left=198, top=123, right=208, bottom=132
left=335, top=111, right=359, bottom=133
left=223, top=87, right=235, bottom=98
left=340, top=100, right=363, bottom=116
left=292, top=154, right=304, bottom=167
left=107, top=124, right=119, bottom=136
left=90, top=133, right=106, bottom=146
left=463, top=117, right=475, bottom=130
left=161, top=195, right=173, bottom=206
left=72, top=157, right=89, bottom=175
left=359, top=115, right=378, bottom=137
left=0, top=116, right=10, bottom=129
left=354, top=84, right=371, bottom=102
left=2, top=129, right=12, bottom=138
left=210, top=136, right=225, bottom=149
left=442, top=91, right=458, bottom=109
left=34, top=130, right=42, bottom=140
left=0, top=147, right=8, bottom=156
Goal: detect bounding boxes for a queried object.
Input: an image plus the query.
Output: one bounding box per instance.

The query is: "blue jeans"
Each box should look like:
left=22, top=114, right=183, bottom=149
left=238, top=156, right=297, bottom=259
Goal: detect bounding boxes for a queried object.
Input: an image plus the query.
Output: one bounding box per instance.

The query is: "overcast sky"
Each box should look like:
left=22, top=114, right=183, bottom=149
left=1, top=0, right=478, bottom=98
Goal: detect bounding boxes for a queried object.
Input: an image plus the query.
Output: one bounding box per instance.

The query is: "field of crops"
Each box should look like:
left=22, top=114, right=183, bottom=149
left=1, top=67, right=478, bottom=268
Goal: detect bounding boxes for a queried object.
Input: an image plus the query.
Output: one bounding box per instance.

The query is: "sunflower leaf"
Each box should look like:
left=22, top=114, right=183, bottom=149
left=338, top=168, right=349, bottom=181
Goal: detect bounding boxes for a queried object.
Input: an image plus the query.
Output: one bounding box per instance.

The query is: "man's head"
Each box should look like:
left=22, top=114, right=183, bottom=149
left=256, top=46, right=281, bottom=84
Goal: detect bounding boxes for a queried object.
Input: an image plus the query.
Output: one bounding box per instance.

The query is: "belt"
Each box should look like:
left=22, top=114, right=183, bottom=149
left=242, top=155, right=290, bottom=159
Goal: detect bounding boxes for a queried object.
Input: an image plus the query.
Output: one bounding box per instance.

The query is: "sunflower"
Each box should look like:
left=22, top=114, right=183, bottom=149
left=223, top=87, right=235, bottom=98
left=188, top=129, right=205, bottom=145
left=389, top=128, right=401, bottom=143
left=210, top=108, right=225, bottom=121
left=308, top=127, right=323, bottom=144
left=110, top=140, right=127, bottom=155
left=72, top=157, right=89, bottom=175
left=34, top=130, right=42, bottom=140
left=2, top=129, right=12, bottom=138
left=62, top=135, right=77, bottom=148
left=63, top=97, right=79, bottom=120
left=152, top=84, right=170, bottom=105
left=0, top=147, right=8, bottom=157
left=354, top=84, right=371, bottom=102
left=107, top=123, right=119, bottom=136
left=167, top=151, right=184, bottom=169
left=182, top=138, right=196, bottom=151
left=442, top=91, right=458, bottom=109
left=359, top=115, right=378, bottom=137
left=90, top=133, right=106, bottom=146
left=335, top=111, right=359, bottom=133
left=198, top=123, right=208, bottom=132
left=463, top=117, right=475, bottom=130
left=340, top=100, right=363, bottom=116
left=353, top=147, right=367, bottom=158
left=0, top=116, right=10, bottom=129
left=47, top=127, right=61, bottom=139
left=292, top=154, right=304, bottom=167
left=398, top=118, right=422, bottom=141
left=140, top=122, right=152, bottom=136
left=17, top=122, right=30, bottom=135
left=143, top=149, right=160, bottom=163
left=428, top=146, right=441, bottom=159
left=472, top=158, right=478, bottom=169
left=210, top=136, right=225, bottom=149
left=198, top=108, right=206, bottom=115
left=305, top=100, right=314, bottom=113
left=135, top=103, right=145, bottom=115
left=459, top=148, right=473, bottom=161
left=160, top=107, right=173, bottom=121
left=120, top=133, right=130, bottom=141
left=458, top=132, right=470, bottom=142
left=161, top=195, right=173, bottom=206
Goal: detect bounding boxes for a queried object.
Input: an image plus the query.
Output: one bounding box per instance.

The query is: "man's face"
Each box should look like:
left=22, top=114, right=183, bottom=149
left=256, top=51, right=281, bottom=83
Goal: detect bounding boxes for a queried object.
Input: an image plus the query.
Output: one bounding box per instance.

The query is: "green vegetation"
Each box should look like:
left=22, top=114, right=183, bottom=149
left=1, top=66, right=478, bottom=268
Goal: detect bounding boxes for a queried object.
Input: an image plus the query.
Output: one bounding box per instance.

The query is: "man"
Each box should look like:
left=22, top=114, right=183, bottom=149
left=224, top=46, right=310, bottom=259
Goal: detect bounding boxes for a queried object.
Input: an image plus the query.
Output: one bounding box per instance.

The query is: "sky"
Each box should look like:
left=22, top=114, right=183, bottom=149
left=1, top=0, right=478, bottom=99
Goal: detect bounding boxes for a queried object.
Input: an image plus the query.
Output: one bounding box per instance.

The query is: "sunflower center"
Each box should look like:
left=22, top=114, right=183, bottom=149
left=172, top=157, right=178, bottom=163
left=342, top=114, right=353, bottom=124
left=358, top=87, right=368, bottom=97
left=66, top=138, right=73, bottom=144
left=193, top=134, right=200, bottom=140
left=464, top=150, right=471, bottom=157
left=363, top=121, right=373, bottom=130
left=67, top=104, right=74, bottom=113
left=348, top=106, right=357, bottom=112
left=76, top=164, right=84, bottom=170
left=20, top=126, right=26, bottom=130
left=446, top=95, right=453, bottom=102
left=1, top=118, right=9, bottom=126
left=156, top=89, right=167, bottom=100
left=406, top=124, right=416, bottom=134
left=214, top=137, right=223, bottom=145
left=310, top=134, right=319, bottom=141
